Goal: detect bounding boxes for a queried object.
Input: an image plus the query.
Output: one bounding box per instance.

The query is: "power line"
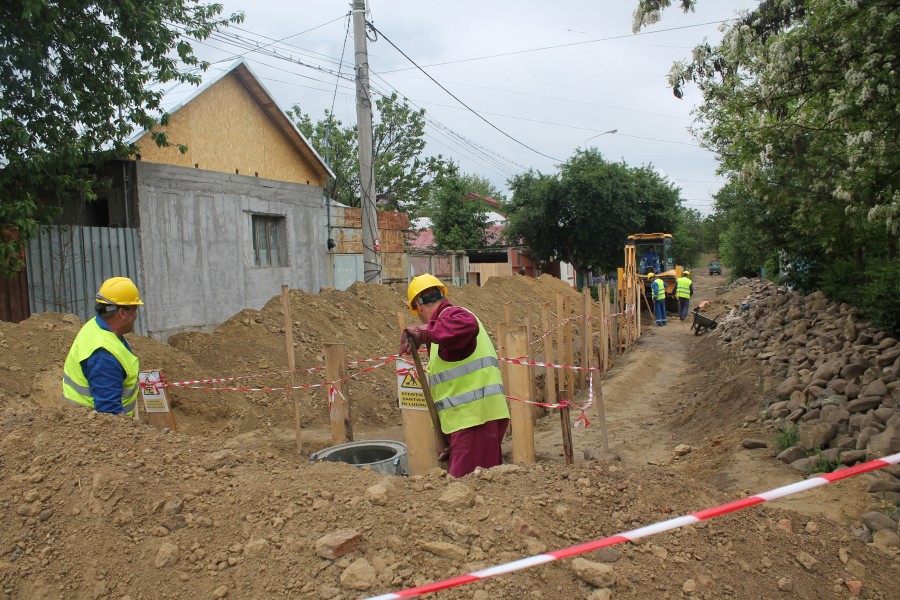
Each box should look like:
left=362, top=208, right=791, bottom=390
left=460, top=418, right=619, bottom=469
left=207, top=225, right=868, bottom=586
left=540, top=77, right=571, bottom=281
left=379, top=19, right=731, bottom=74
left=382, top=73, right=691, bottom=121
left=367, top=21, right=563, bottom=164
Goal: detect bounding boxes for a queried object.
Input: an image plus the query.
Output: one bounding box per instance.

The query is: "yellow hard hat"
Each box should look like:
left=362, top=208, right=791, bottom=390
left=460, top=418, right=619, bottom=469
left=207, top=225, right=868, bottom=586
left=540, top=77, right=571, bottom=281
left=407, top=273, right=447, bottom=313
left=96, top=277, right=144, bottom=306
left=683, top=270, right=691, bottom=277
left=647, top=272, right=656, bottom=279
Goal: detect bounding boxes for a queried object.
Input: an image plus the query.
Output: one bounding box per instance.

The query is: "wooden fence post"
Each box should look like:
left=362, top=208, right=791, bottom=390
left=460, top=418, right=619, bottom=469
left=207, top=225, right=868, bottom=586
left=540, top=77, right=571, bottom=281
left=325, top=343, right=352, bottom=444
left=282, top=285, right=301, bottom=453
left=506, top=326, right=535, bottom=464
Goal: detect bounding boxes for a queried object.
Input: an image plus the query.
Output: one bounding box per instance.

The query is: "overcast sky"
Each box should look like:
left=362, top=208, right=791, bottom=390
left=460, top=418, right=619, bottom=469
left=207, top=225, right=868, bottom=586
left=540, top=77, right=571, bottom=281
left=180, top=0, right=757, bottom=215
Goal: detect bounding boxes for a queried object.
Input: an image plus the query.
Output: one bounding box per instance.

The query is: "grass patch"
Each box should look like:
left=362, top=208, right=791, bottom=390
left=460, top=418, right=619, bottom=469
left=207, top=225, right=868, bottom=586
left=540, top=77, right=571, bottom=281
left=775, top=424, right=800, bottom=451
left=805, top=450, right=840, bottom=476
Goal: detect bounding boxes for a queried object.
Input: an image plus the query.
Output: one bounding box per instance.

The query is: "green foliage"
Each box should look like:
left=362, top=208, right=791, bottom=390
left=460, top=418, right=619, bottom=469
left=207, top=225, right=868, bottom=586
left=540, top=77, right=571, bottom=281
left=504, top=149, right=681, bottom=272
left=671, top=207, right=704, bottom=268
left=430, top=167, right=490, bottom=251
left=292, top=92, right=448, bottom=215
left=860, top=259, right=900, bottom=333
left=638, top=0, right=900, bottom=329
left=0, top=0, right=244, bottom=277
left=775, top=424, right=800, bottom=452
left=805, top=450, right=840, bottom=476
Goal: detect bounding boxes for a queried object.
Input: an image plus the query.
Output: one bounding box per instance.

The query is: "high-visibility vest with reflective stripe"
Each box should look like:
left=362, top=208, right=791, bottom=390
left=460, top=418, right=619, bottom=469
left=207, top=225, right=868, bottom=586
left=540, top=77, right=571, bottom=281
left=652, top=278, right=666, bottom=300
left=62, top=317, right=140, bottom=416
left=676, top=276, right=692, bottom=299
left=427, top=310, right=510, bottom=435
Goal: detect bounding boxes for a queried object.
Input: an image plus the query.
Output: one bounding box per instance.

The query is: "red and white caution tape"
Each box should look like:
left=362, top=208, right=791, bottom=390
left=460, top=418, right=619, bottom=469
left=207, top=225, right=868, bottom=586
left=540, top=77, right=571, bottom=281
left=528, top=313, right=587, bottom=348
left=363, top=453, right=900, bottom=600
left=164, top=360, right=393, bottom=393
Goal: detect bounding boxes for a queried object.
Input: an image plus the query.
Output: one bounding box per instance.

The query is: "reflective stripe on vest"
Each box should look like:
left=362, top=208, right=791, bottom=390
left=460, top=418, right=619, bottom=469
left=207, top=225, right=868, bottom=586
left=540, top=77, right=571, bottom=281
left=427, top=309, right=510, bottom=435
left=676, top=277, right=692, bottom=299
left=62, top=317, right=140, bottom=416
left=652, top=279, right=666, bottom=300
left=427, top=356, right=501, bottom=386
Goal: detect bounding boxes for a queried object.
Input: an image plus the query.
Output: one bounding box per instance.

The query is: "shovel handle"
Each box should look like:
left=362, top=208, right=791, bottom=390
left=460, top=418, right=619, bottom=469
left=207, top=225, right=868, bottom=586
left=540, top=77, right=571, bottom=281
left=406, top=333, right=450, bottom=453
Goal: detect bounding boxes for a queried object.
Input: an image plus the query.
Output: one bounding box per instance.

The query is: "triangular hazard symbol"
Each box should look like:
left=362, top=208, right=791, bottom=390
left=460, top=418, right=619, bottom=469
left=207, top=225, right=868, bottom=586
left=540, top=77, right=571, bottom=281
left=401, top=372, right=422, bottom=388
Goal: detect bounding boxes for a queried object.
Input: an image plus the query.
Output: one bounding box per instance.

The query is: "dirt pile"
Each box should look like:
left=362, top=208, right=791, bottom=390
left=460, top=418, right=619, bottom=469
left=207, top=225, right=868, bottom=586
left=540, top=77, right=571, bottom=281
left=0, top=274, right=898, bottom=599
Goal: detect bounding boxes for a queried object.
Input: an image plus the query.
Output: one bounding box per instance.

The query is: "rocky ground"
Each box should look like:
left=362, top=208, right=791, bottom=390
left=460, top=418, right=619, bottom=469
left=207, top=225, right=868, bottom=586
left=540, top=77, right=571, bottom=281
left=0, top=270, right=897, bottom=600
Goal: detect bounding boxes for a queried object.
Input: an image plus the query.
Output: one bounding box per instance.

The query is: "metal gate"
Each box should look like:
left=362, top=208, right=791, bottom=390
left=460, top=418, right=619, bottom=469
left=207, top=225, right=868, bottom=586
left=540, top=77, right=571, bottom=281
left=333, top=253, right=363, bottom=291
left=26, top=226, right=145, bottom=334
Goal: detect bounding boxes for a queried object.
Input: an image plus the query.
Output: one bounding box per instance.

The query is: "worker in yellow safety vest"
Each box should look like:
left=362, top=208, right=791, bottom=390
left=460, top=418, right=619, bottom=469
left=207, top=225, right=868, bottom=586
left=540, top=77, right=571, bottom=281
left=62, top=277, right=143, bottom=415
left=675, top=270, right=694, bottom=322
left=649, top=272, right=667, bottom=326
left=399, top=273, right=510, bottom=477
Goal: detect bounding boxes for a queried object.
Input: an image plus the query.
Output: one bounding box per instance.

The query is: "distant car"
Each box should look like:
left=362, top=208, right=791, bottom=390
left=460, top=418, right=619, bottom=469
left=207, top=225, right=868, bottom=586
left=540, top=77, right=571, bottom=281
left=708, top=260, right=722, bottom=276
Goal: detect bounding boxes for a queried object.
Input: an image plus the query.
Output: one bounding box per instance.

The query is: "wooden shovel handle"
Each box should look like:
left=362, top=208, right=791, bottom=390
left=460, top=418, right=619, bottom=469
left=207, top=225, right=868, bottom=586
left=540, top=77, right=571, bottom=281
left=406, top=333, right=450, bottom=452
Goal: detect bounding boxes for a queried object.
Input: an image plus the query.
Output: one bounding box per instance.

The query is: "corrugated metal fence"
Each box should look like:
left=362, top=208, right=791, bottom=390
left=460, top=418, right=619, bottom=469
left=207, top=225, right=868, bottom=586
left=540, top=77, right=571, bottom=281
left=26, top=226, right=145, bottom=335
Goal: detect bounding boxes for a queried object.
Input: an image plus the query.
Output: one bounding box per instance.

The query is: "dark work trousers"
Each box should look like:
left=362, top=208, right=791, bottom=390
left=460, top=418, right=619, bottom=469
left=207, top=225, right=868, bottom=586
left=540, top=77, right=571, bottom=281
left=678, top=297, right=691, bottom=320
left=654, top=299, right=667, bottom=325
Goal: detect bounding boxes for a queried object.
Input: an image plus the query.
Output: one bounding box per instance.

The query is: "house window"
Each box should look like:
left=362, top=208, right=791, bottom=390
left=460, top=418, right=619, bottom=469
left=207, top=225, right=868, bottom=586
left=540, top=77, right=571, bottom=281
left=251, top=214, right=287, bottom=267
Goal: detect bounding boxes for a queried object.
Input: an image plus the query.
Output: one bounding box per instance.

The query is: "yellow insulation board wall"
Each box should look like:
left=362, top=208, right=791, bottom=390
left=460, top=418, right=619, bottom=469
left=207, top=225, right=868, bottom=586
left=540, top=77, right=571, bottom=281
left=134, top=74, right=325, bottom=187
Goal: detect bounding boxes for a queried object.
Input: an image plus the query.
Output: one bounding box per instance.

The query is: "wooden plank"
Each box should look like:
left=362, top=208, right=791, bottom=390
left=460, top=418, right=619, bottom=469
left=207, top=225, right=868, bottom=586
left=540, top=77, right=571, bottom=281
left=282, top=285, right=302, bottom=453
left=397, top=312, right=439, bottom=476
left=325, top=343, right=352, bottom=444
left=541, top=302, right=556, bottom=414
left=506, top=326, right=535, bottom=464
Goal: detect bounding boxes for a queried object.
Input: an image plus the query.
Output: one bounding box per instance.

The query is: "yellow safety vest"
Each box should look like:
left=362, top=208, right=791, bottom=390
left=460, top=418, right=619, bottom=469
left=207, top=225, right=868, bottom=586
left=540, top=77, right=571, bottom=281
left=676, top=276, right=692, bottom=299
left=427, top=310, right=510, bottom=435
left=62, top=317, right=140, bottom=416
left=652, top=278, right=666, bottom=300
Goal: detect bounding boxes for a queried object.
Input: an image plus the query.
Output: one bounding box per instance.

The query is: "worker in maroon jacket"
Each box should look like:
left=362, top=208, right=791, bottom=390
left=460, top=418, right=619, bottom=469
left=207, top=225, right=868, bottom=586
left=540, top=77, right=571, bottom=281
left=399, top=274, right=510, bottom=477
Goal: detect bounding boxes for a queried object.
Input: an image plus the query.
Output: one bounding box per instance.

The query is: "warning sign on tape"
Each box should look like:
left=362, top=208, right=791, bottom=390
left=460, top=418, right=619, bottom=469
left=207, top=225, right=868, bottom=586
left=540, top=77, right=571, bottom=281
left=396, top=358, right=427, bottom=411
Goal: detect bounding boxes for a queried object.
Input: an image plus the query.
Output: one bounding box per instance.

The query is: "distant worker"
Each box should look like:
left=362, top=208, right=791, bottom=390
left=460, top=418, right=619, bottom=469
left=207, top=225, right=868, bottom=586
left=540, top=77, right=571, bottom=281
left=62, top=277, right=143, bottom=415
left=399, top=273, right=510, bottom=478
left=676, top=270, right=694, bottom=322
left=641, top=246, right=660, bottom=274
left=649, top=273, right=667, bottom=326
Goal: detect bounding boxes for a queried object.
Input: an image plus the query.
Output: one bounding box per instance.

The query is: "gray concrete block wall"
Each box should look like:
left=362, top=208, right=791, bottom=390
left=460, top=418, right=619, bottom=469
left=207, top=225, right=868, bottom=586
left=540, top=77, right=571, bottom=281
left=135, top=162, right=327, bottom=340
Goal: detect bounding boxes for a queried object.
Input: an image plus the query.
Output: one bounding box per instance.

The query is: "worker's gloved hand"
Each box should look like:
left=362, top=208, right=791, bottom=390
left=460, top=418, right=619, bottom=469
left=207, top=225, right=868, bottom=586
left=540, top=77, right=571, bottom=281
left=398, top=324, right=429, bottom=356
left=436, top=445, right=450, bottom=463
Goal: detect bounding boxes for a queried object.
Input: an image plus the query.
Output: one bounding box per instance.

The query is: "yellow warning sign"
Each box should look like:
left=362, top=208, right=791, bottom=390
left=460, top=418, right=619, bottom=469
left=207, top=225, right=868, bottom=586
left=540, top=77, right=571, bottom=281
left=139, top=371, right=170, bottom=413
left=396, top=359, right=427, bottom=411
left=400, top=371, right=422, bottom=389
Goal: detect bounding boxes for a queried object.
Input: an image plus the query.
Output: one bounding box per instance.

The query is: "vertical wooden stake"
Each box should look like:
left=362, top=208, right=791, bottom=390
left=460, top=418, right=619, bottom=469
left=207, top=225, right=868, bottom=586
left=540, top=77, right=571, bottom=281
left=541, top=302, right=556, bottom=412
left=497, top=321, right=509, bottom=394
left=581, top=287, right=590, bottom=390
left=506, top=326, right=535, bottom=464
left=526, top=303, right=539, bottom=421
left=504, top=302, right=512, bottom=326
left=325, top=343, right=352, bottom=444
left=595, top=360, right=610, bottom=453
left=601, top=286, right=610, bottom=372
left=555, top=293, right=565, bottom=397
left=281, top=285, right=301, bottom=453
left=557, top=391, right=574, bottom=465
left=564, top=296, right=575, bottom=397
left=397, top=312, right=439, bottom=475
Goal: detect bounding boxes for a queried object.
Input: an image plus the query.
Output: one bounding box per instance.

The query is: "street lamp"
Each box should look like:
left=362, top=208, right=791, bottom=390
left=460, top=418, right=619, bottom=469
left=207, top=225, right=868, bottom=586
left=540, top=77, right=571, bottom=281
left=583, top=129, right=617, bottom=148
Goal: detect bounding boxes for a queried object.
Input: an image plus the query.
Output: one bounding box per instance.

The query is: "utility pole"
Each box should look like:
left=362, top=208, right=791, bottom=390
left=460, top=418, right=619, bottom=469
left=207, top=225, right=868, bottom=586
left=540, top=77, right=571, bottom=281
left=352, top=0, right=381, bottom=283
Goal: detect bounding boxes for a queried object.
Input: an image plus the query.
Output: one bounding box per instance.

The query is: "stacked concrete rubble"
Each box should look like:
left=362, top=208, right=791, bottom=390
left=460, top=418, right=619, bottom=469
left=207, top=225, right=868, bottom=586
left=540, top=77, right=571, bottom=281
left=713, top=279, right=900, bottom=517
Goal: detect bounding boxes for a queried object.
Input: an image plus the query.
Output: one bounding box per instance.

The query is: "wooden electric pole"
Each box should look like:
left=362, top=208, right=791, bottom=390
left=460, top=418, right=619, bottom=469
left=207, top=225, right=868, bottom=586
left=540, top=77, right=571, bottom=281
left=352, top=0, right=381, bottom=283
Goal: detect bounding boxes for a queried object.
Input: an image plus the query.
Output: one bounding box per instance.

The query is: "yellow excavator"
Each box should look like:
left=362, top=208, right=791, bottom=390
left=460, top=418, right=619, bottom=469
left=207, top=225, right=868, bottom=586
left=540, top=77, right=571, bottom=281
left=619, top=233, right=684, bottom=312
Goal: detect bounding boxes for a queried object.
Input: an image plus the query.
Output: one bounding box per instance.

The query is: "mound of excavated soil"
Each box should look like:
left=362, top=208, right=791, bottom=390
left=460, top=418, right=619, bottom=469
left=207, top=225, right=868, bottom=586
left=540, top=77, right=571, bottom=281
left=1, top=274, right=897, bottom=599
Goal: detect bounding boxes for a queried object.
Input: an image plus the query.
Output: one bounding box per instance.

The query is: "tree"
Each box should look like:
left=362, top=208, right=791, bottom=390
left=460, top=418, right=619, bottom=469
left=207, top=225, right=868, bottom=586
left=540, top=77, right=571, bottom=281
left=504, top=149, right=682, bottom=273
left=456, top=173, right=507, bottom=204
left=292, top=92, right=448, bottom=215
left=0, top=0, right=244, bottom=276
left=430, top=167, right=491, bottom=251
left=635, top=0, right=899, bottom=257
left=671, top=207, right=704, bottom=268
